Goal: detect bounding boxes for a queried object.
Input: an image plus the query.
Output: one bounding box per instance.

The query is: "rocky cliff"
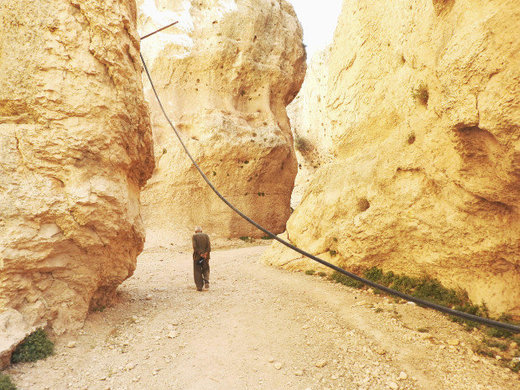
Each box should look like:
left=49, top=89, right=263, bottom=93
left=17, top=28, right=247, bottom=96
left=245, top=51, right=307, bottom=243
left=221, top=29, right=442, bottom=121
left=0, top=0, right=153, bottom=339
left=288, top=46, right=333, bottom=208
left=138, top=0, right=306, bottom=243
left=266, top=0, right=520, bottom=316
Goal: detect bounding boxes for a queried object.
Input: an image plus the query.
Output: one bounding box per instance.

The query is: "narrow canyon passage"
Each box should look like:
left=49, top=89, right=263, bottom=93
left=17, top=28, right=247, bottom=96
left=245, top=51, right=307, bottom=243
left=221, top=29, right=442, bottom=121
left=6, top=244, right=520, bottom=390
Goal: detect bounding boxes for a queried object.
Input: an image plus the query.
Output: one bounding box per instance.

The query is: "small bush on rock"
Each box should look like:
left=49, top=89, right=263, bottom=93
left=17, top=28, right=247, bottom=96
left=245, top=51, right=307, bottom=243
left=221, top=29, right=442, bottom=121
left=11, top=329, right=54, bottom=364
left=294, top=135, right=314, bottom=154
left=0, top=373, right=16, bottom=390
left=331, top=272, right=364, bottom=289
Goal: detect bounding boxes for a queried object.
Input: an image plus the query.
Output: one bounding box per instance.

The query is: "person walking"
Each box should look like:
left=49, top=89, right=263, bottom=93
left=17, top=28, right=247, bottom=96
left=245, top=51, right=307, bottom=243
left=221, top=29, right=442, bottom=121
left=192, top=226, right=211, bottom=291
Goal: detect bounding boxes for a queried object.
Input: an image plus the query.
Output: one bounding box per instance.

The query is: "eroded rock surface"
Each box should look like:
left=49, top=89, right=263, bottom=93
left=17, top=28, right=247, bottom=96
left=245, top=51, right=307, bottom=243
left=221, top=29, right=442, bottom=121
left=288, top=46, right=334, bottom=208
left=265, top=0, right=520, bottom=316
left=0, top=0, right=153, bottom=335
left=138, top=0, right=305, bottom=243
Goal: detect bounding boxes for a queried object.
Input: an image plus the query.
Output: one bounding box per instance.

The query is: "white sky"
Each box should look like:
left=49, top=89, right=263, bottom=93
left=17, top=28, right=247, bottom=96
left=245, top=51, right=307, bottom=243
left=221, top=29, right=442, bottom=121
left=288, top=0, right=344, bottom=58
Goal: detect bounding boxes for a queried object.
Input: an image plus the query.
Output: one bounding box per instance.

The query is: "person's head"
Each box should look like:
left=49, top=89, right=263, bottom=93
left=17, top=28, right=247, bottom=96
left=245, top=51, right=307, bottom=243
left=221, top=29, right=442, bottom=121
left=195, top=226, right=202, bottom=233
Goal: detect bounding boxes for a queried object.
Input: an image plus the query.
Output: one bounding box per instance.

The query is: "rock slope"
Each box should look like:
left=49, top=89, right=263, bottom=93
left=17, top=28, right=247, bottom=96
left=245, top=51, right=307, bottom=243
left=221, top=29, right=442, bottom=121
left=265, top=0, right=520, bottom=316
left=0, top=0, right=154, bottom=339
left=138, top=0, right=306, bottom=243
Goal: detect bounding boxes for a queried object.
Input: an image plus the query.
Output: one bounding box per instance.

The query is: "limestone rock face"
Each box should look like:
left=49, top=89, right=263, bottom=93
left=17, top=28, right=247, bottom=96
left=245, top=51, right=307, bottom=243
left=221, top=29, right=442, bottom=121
left=0, top=0, right=153, bottom=335
left=265, top=0, right=520, bottom=316
left=138, top=0, right=305, bottom=243
left=0, top=309, right=36, bottom=369
left=288, top=47, right=333, bottom=208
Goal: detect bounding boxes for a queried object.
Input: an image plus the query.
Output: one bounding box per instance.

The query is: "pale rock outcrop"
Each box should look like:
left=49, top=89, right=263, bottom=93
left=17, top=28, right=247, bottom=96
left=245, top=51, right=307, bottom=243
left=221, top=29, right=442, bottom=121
left=138, top=0, right=305, bottom=243
left=0, top=310, right=36, bottom=369
left=0, top=0, right=154, bottom=339
left=264, top=0, right=520, bottom=316
left=288, top=46, right=334, bottom=207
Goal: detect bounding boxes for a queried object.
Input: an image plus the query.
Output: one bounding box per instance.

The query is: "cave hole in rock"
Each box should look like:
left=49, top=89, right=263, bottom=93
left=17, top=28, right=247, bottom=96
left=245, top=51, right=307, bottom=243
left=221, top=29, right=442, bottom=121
left=357, top=197, right=370, bottom=212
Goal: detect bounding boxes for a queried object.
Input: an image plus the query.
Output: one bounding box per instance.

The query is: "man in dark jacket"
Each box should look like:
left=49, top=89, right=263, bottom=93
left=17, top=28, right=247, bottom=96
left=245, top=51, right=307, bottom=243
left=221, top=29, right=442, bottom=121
left=192, top=226, right=211, bottom=291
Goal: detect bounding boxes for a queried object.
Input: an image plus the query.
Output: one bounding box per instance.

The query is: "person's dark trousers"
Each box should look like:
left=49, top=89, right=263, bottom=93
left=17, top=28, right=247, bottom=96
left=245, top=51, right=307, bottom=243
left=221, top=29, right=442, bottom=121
left=193, top=258, right=210, bottom=291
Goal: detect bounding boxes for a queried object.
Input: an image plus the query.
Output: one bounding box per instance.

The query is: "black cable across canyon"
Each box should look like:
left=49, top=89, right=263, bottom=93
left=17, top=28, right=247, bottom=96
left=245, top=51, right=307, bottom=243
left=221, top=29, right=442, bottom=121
left=139, top=26, right=520, bottom=333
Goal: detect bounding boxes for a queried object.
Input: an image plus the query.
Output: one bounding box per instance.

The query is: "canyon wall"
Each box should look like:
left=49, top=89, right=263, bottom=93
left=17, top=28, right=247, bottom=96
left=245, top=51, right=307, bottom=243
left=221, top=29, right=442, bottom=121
left=0, top=0, right=154, bottom=343
left=288, top=46, right=333, bottom=207
left=138, top=0, right=306, bottom=244
left=266, top=0, right=520, bottom=316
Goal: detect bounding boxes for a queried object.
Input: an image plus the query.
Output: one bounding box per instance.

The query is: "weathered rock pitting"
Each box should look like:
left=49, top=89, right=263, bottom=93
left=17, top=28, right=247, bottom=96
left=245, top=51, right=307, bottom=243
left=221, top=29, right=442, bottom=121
left=266, top=0, right=520, bottom=316
left=0, top=0, right=153, bottom=337
left=138, top=0, right=306, bottom=243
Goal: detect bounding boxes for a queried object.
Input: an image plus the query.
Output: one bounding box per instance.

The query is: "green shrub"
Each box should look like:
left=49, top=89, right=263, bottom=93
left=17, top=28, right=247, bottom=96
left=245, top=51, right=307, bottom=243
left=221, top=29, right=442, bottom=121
left=11, top=329, right=54, bottom=364
left=92, top=305, right=106, bottom=313
left=0, top=373, right=16, bottom=390
left=330, top=265, right=520, bottom=338
left=483, top=338, right=508, bottom=351
left=331, top=272, right=364, bottom=289
left=364, top=267, right=384, bottom=283
left=485, top=314, right=518, bottom=339
left=305, top=270, right=315, bottom=275
left=473, top=344, right=495, bottom=358
left=412, top=278, right=459, bottom=307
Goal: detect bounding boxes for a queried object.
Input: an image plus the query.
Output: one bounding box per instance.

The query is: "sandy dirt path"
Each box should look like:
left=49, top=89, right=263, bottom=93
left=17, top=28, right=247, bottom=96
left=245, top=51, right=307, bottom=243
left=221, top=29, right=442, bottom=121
left=6, top=244, right=520, bottom=390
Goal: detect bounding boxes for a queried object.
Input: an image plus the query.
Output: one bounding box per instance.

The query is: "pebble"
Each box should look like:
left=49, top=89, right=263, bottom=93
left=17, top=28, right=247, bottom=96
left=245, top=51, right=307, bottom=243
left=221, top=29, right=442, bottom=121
left=472, top=356, right=480, bottom=362
left=145, top=294, right=153, bottom=300
left=398, top=371, right=408, bottom=380
left=294, top=370, right=303, bottom=376
left=168, top=331, right=178, bottom=339
left=274, top=362, right=282, bottom=370
left=376, top=348, right=387, bottom=355
left=315, top=360, right=328, bottom=368
left=268, top=357, right=275, bottom=363
left=447, top=339, right=460, bottom=346
left=388, top=382, right=399, bottom=390
left=66, top=341, right=77, bottom=348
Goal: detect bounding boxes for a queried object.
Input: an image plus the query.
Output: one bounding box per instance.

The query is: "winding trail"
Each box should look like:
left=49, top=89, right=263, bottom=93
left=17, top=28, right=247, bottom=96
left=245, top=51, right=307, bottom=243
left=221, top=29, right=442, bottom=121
left=6, top=244, right=520, bottom=389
